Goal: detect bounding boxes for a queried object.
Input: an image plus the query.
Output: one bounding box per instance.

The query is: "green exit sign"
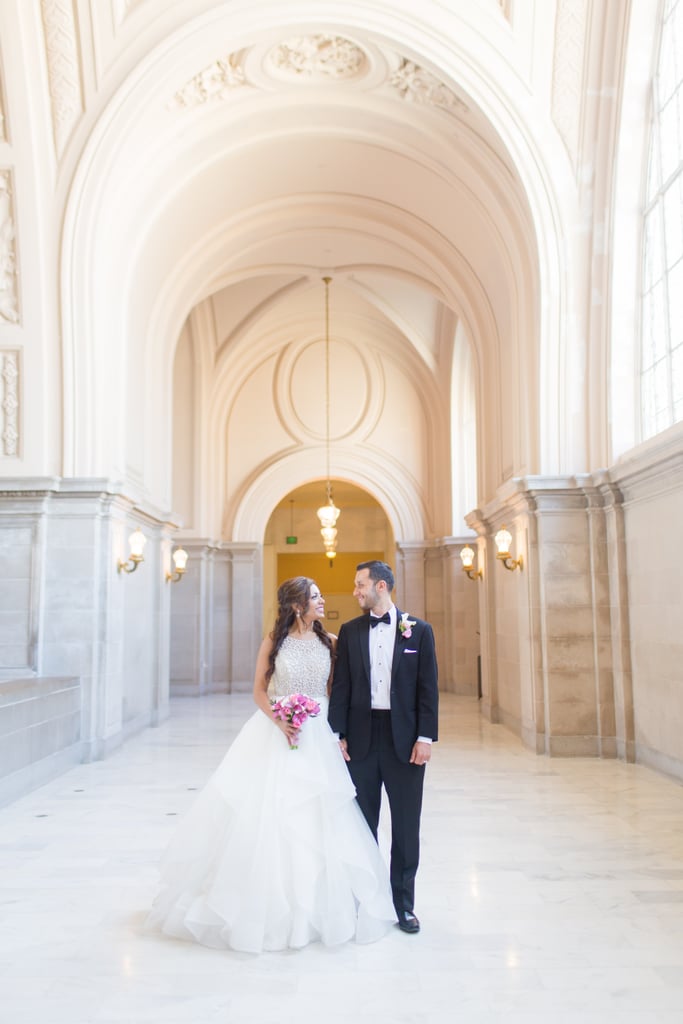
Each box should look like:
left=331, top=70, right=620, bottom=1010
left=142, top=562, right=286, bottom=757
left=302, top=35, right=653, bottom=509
left=286, top=536, right=298, bottom=545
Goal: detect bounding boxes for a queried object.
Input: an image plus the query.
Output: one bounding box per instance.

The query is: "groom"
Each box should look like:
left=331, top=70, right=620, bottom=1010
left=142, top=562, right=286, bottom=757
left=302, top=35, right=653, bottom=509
left=328, top=560, right=438, bottom=934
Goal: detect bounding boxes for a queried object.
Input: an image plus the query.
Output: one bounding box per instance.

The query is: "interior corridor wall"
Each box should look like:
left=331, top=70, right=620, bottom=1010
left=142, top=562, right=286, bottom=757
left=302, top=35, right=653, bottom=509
left=611, top=425, right=683, bottom=780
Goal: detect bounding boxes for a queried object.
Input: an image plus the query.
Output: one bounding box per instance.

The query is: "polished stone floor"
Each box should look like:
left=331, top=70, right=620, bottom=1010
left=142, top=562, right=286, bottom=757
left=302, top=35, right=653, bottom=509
left=3, top=692, right=683, bottom=1023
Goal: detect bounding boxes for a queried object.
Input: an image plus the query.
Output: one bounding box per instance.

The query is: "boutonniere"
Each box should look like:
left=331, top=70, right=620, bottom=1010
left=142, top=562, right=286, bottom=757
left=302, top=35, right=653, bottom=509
left=399, top=613, right=416, bottom=639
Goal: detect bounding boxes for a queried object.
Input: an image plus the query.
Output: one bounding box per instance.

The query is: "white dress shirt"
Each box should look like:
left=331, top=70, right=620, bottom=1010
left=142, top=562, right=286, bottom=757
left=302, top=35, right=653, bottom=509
left=369, top=605, right=396, bottom=710
left=369, top=606, right=432, bottom=745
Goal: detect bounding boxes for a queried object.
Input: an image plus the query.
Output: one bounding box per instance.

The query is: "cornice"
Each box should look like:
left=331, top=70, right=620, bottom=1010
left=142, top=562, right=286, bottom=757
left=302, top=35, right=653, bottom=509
left=0, top=476, right=181, bottom=526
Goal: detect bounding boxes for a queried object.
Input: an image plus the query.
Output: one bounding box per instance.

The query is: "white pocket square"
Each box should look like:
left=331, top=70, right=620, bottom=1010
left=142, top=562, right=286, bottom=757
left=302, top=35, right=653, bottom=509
left=404, top=649, right=417, bottom=654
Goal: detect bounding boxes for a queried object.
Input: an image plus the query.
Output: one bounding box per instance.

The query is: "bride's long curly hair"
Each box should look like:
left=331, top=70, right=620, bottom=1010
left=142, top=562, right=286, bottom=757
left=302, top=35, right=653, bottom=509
left=266, top=576, right=334, bottom=683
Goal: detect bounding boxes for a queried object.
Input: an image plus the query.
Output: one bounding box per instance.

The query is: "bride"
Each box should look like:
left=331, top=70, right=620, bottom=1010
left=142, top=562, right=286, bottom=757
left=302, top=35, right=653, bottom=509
left=147, top=576, right=396, bottom=953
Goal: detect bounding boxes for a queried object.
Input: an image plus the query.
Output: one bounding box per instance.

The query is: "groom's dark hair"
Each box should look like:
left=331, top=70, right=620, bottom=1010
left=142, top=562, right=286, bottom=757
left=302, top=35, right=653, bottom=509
left=357, top=560, right=395, bottom=591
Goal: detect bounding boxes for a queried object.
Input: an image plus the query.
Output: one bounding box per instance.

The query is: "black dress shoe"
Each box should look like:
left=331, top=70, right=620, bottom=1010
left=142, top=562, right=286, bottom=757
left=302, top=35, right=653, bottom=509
left=397, top=911, right=420, bottom=934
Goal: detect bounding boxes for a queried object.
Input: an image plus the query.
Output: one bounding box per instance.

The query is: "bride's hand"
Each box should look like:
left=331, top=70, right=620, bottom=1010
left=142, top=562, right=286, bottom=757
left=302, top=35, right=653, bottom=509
left=275, top=718, right=298, bottom=743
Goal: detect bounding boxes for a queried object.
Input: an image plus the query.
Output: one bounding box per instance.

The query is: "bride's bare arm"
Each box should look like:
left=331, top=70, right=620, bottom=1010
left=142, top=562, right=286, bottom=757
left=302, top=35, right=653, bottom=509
left=252, top=636, right=297, bottom=741
left=326, top=634, right=338, bottom=697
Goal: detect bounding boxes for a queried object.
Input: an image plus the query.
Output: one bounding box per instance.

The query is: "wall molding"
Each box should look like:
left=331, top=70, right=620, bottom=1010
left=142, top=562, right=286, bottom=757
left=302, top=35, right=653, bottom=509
left=40, top=0, right=83, bottom=156
left=551, top=0, right=588, bottom=172
left=0, top=349, right=19, bottom=455
left=0, top=172, right=19, bottom=324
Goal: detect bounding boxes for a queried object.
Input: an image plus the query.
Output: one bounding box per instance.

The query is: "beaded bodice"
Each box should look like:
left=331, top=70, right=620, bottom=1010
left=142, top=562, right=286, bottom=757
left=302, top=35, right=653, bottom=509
left=270, top=634, right=331, bottom=699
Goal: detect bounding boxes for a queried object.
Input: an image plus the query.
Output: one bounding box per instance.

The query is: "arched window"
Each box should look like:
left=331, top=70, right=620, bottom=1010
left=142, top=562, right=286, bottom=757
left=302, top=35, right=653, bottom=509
left=641, top=0, right=683, bottom=439
left=451, top=320, right=477, bottom=533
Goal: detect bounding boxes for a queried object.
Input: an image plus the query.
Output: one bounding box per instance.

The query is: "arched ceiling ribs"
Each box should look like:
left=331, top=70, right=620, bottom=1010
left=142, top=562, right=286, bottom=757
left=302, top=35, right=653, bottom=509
left=229, top=446, right=426, bottom=543
left=61, top=1, right=562, bottom=504
left=214, top=276, right=308, bottom=360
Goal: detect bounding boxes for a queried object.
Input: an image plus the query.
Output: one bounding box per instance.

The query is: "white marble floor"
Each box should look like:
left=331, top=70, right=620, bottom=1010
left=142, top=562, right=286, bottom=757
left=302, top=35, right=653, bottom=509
left=3, top=694, right=683, bottom=1023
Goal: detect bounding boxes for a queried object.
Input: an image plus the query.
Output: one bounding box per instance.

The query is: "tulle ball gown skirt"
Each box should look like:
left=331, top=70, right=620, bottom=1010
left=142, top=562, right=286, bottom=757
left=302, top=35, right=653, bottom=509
left=146, top=700, right=395, bottom=953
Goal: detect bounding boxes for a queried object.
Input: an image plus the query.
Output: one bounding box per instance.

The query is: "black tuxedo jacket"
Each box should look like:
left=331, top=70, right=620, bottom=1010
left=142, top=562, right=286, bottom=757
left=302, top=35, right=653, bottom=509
left=329, top=608, right=439, bottom=763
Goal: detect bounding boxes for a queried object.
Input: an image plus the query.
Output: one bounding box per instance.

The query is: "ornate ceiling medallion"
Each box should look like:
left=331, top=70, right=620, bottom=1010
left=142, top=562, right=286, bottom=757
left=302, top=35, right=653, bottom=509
left=266, top=35, right=366, bottom=81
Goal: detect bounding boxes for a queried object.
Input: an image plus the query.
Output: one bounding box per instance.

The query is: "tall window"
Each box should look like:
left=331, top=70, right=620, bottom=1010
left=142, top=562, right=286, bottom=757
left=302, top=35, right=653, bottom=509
left=641, top=0, right=683, bottom=439
left=451, top=322, right=477, bottom=532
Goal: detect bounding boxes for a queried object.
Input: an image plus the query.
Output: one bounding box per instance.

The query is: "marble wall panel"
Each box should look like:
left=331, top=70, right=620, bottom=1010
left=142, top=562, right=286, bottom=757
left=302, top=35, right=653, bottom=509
left=0, top=676, right=80, bottom=806
left=537, top=512, right=593, bottom=544
left=544, top=605, right=595, bottom=636
left=594, top=604, right=613, bottom=635
left=474, top=478, right=629, bottom=756
left=611, top=431, right=683, bottom=776
left=122, top=557, right=156, bottom=724
left=0, top=525, right=34, bottom=670
left=543, top=574, right=593, bottom=609
left=598, top=677, right=617, bottom=736
left=591, top=537, right=609, bottom=574
left=169, top=542, right=258, bottom=696
left=546, top=670, right=599, bottom=736
left=427, top=543, right=479, bottom=696
left=545, top=635, right=596, bottom=673
left=540, top=541, right=592, bottom=575
left=228, top=545, right=262, bottom=689
left=169, top=546, right=203, bottom=695
left=211, top=553, right=230, bottom=690
left=0, top=483, right=181, bottom=769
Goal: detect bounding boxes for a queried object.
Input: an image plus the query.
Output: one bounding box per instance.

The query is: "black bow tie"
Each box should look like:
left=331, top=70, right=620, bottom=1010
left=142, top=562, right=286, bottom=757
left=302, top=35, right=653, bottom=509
left=370, top=612, right=391, bottom=628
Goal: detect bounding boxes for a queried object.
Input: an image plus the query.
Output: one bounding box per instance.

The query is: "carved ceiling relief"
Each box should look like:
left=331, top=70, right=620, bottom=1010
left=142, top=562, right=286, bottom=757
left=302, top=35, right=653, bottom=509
left=40, top=0, right=83, bottom=156
left=0, top=350, right=19, bottom=457
left=389, top=59, right=468, bottom=115
left=0, top=77, right=6, bottom=143
left=551, top=0, right=588, bottom=172
left=266, top=35, right=366, bottom=79
left=0, top=171, right=19, bottom=325
left=171, top=35, right=467, bottom=121
left=170, top=54, right=246, bottom=109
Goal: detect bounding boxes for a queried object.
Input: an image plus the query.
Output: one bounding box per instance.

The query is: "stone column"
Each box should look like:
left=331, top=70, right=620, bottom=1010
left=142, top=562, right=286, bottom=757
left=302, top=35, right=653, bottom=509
left=474, top=475, right=629, bottom=758
left=467, top=501, right=540, bottom=749
left=395, top=542, right=427, bottom=618
left=464, top=513, right=498, bottom=722
left=0, top=478, right=178, bottom=761
left=225, top=543, right=262, bottom=692
left=531, top=478, right=624, bottom=757
left=596, top=474, right=634, bottom=761
left=169, top=539, right=217, bottom=696
left=169, top=540, right=262, bottom=695
left=436, top=539, right=481, bottom=696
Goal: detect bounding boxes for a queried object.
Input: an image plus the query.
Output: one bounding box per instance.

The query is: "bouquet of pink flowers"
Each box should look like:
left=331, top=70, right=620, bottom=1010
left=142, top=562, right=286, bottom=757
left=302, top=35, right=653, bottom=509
left=270, top=693, right=321, bottom=749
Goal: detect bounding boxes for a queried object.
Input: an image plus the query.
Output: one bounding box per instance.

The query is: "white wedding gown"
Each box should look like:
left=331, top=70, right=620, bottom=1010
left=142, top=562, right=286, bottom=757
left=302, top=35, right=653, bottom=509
left=147, top=634, right=396, bottom=953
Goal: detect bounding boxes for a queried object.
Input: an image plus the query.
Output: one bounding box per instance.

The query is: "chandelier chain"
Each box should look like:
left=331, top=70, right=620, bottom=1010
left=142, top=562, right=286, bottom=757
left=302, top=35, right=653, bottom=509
left=315, top=275, right=340, bottom=563
left=323, top=275, right=331, bottom=487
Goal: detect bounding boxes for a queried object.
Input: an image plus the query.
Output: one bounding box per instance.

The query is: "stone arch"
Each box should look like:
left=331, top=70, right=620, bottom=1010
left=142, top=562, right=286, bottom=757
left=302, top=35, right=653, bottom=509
left=60, top=0, right=568, bottom=511
left=231, top=448, right=425, bottom=544
left=173, top=225, right=499, bottom=541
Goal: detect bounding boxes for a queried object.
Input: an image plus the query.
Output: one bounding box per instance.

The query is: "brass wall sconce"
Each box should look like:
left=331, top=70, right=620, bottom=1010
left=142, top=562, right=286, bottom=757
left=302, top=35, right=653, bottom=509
left=494, top=526, right=523, bottom=571
left=459, top=544, right=482, bottom=581
left=118, top=527, right=147, bottom=574
left=166, top=546, right=189, bottom=583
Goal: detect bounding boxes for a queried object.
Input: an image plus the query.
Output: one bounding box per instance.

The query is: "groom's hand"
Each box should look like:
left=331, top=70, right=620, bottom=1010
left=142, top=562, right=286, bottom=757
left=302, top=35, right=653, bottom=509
left=410, top=741, right=431, bottom=766
left=338, top=738, right=351, bottom=762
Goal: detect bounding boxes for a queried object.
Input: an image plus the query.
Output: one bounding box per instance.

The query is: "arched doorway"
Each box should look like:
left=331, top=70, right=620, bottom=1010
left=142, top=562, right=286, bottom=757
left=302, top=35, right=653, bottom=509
left=264, top=481, right=394, bottom=630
